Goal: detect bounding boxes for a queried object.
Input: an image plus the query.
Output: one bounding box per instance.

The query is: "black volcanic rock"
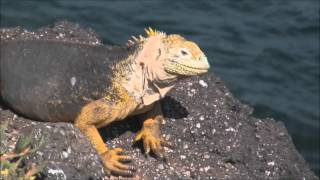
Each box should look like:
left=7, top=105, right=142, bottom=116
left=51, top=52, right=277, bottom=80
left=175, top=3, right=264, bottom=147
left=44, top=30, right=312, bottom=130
left=0, top=22, right=317, bottom=180
left=0, top=109, right=106, bottom=179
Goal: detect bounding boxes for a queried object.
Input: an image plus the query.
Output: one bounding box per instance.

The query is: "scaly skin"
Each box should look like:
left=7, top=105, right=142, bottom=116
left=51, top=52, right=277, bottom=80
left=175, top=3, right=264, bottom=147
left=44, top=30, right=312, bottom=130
left=1, top=28, right=210, bottom=176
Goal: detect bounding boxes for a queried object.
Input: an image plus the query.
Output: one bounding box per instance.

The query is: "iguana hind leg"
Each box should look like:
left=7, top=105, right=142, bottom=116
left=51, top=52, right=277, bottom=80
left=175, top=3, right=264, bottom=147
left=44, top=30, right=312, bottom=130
left=74, top=99, right=137, bottom=176
left=134, top=102, right=171, bottom=158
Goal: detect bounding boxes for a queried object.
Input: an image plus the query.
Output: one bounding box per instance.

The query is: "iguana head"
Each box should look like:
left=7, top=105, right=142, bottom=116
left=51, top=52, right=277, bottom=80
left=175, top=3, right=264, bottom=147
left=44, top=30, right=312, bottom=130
left=127, top=28, right=210, bottom=83
left=161, top=34, right=210, bottom=76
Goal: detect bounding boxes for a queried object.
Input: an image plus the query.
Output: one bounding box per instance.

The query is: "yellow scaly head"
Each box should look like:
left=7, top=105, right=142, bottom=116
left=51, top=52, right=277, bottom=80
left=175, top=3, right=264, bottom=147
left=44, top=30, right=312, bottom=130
left=127, top=28, right=210, bottom=83
left=143, top=27, right=210, bottom=76
left=161, top=34, right=210, bottom=76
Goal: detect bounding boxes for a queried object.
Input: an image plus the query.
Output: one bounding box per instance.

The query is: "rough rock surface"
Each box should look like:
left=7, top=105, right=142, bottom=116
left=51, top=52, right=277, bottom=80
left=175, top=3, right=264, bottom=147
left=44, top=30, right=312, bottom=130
left=0, top=110, right=105, bottom=179
left=0, top=22, right=318, bottom=180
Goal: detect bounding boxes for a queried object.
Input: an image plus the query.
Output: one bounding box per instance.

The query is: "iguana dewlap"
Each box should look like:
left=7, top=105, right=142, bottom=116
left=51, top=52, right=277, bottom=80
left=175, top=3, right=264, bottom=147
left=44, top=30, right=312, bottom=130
left=0, top=28, right=210, bottom=176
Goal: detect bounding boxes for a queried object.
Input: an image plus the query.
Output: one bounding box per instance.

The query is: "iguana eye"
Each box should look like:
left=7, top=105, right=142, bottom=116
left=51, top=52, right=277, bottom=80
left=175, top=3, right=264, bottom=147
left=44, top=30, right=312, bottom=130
left=180, top=49, right=189, bottom=56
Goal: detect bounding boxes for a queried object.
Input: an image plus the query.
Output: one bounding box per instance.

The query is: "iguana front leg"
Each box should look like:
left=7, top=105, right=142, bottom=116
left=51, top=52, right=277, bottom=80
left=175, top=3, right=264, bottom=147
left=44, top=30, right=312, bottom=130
left=74, top=99, right=137, bottom=176
left=134, top=102, right=170, bottom=157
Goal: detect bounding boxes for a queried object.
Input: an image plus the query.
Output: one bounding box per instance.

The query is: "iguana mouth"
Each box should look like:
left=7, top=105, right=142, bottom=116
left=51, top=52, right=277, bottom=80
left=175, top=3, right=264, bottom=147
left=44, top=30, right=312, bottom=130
left=165, top=58, right=210, bottom=76
left=164, top=63, right=209, bottom=76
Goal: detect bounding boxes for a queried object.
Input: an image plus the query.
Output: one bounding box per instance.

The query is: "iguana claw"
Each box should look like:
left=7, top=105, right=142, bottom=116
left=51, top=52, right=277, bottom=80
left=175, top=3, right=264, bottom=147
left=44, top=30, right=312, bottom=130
left=101, top=148, right=136, bottom=177
left=135, top=128, right=170, bottom=158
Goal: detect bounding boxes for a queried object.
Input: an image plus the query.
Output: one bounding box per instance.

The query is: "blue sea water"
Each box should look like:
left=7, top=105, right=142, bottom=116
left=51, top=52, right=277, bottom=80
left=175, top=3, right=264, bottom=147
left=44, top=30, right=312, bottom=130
left=1, top=0, right=319, bottom=176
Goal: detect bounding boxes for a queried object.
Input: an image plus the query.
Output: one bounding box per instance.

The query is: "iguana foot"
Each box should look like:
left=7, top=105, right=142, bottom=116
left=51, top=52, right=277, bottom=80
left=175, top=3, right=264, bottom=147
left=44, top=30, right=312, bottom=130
left=101, top=148, right=136, bottom=176
left=134, top=125, right=170, bottom=158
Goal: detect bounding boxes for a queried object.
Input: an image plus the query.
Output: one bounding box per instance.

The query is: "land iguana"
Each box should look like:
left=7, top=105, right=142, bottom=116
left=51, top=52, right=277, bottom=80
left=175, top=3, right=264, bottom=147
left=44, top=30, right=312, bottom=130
left=0, top=28, right=210, bottom=176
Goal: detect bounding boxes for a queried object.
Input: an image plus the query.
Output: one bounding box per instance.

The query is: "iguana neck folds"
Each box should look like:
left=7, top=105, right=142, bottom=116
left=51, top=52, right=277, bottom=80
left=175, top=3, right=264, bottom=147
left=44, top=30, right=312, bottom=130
left=121, top=34, right=176, bottom=106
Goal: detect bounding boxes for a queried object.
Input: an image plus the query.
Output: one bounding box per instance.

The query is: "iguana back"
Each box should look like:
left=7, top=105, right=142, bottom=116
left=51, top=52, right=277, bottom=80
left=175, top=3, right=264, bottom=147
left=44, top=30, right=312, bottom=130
left=0, top=40, right=129, bottom=122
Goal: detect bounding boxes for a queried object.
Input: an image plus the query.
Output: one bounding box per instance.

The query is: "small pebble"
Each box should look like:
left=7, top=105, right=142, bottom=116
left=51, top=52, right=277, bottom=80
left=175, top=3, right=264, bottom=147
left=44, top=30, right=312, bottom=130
left=265, top=170, right=271, bottom=176
left=199, top=80, right=208, bottom=87
left=204, top=166, right=210, bottom=172
left=267, top=161, right=275, bottom=166
left=165, top=134, right=171, bottom=140
left=70, top=77, right=77, bottom=86
left=183, top=171, right=191, bottom=176
left=180, top=155, right=186, bottom=159
left=225, top=127, right=235, bottom=132
left=196, top=123, right=201, bottom=128
left=158, top=164, right=164, bottom=170
left=62, top=151, right=69, bottom=158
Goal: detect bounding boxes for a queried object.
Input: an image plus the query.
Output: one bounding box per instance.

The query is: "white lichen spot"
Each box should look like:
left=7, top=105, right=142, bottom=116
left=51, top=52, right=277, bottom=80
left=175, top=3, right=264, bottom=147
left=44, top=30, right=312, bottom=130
left=182, top=128, right=187, bottom=133
left=59, top=130, right=65, bottom=136
left=183, top=171, right=191, bottom=177
left=70, top=76, right=77, bottom=86
left=204, top=166, right=210, bottom=172
left=62, top=151, right=69, bottom=159
left=48, top=168, right=66, bottom=180
left=158, top=164, right=164, bottom=170
left=265, top=170, right=271, bottom=176
left=204, top=154, right=210, bottom=159
left=180, top=155, right=186, bottom=159
left=196, top=123, right=201, bottom=128
left=183, top=144, right=189, bottom=149
left=165, top=134, right=171, bottom=141
left=199, top=116, right=204, bottom=121
left=257, top=149, right=263, bottom=159
left=199, top=80, right=208, bottom=88
left=267, top=161, right=275, bottom=166
left=225, top=127, right=235, bottom=132
left=212, top=129, right=216, bottom=135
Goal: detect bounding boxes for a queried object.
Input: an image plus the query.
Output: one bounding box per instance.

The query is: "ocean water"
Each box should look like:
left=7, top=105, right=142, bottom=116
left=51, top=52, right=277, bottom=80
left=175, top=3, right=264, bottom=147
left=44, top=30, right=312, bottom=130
left=1, top=0, right=319, bottom=176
